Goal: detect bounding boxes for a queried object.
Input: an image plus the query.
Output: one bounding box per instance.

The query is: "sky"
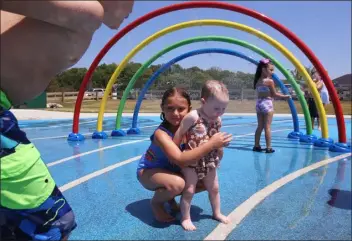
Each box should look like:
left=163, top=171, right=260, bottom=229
left=72, top=1, right=351, bottom=80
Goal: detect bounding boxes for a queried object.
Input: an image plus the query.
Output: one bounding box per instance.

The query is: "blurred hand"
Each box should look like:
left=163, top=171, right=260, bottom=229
left=1, top=1, right=134, bottom=105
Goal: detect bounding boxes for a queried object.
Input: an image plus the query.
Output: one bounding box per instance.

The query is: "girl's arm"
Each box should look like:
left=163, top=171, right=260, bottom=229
left=155, top=129, right=232, bottom=168
left=268, top=79, right=291, bottom=99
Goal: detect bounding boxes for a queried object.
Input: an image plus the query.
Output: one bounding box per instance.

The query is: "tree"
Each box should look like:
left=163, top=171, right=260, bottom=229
left=290, top=66, right=315, bottom=83
left=53, top=67, right=87, bottom=91
left=48, top=62, right=262, bottom=92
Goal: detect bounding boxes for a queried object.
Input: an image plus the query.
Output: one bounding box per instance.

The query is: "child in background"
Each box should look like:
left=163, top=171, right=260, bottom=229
left=252, top=58, right=291, bottom=153
left=173, top=80, right=230, bottom=231
left=305, top=70, right=323, bottom=130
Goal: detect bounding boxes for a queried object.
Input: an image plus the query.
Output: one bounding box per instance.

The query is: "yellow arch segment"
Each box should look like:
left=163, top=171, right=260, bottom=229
left=97, top=19, right=328, bottom=138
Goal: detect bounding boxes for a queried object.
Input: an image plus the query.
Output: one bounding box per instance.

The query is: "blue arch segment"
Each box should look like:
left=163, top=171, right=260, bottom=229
left=131, top=48, right=299, bottom=133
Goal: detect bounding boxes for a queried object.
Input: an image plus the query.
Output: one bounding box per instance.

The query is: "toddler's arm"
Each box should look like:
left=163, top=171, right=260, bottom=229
left=217, top=118, right=224, bottom=160
left=173, top=110, right=198, bottom=147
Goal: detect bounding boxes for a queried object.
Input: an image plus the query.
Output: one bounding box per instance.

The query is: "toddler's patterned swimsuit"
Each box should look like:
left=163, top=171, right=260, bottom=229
left=185, top=111, right=221, bottom=179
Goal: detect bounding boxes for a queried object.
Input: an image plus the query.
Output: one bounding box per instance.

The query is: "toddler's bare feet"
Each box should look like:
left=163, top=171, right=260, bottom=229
left=213, top=213, right=230, bottom=224
left=150, top=199, right=175, bottom=223
left=181, top=219, right=197, bottom=231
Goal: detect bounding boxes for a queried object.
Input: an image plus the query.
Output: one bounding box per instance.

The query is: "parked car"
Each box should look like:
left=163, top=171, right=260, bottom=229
left=85, top=88, right=105, bottom=98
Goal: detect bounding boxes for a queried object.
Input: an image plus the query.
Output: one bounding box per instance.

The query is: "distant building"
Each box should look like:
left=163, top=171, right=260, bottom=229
left=333, top=74, right=351, bottom=100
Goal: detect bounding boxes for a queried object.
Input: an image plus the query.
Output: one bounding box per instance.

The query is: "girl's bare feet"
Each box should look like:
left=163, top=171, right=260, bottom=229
left=213, top=213, right=230, bottom=224
left=150, top=199, right=175, bottom=223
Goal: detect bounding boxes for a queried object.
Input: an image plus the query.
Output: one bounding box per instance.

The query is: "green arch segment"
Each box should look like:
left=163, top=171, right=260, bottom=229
left=115, top=36, right=312, bottom=134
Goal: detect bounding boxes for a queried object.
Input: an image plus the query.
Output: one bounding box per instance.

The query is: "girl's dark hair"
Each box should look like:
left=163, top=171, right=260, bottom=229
left=253, top=58, right=272, bottom=89
left=160, top=87, right=191, bottom=128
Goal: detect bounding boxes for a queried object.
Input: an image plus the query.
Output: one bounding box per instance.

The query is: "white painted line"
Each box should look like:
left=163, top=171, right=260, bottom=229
left=12, top=109, right=351, bottom=120
left=49, top=128, right=289, bottom=168
left=204, top=152, right=352, bottom=241
left=59, top=156, right=142, bottom=192
left=221, top=119, right=292, bottom=128
left=31, top=133, right=91, bottom=141
left=222, top=113, right=352, bottom=119
left=56, top=128, right=291, bottom=192
left=31, top=124, right=159, bottom=141
left=32, top=118, right=291, bottom=141
left=222, top=128, right=292, bottom=138
left=22, top=120, right=97, bottom=130
left=47, top=138, right=149, bottom=167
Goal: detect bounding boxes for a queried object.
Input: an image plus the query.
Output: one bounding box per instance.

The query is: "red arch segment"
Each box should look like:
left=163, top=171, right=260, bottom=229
left=73, top=1, right=346, bottom=143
